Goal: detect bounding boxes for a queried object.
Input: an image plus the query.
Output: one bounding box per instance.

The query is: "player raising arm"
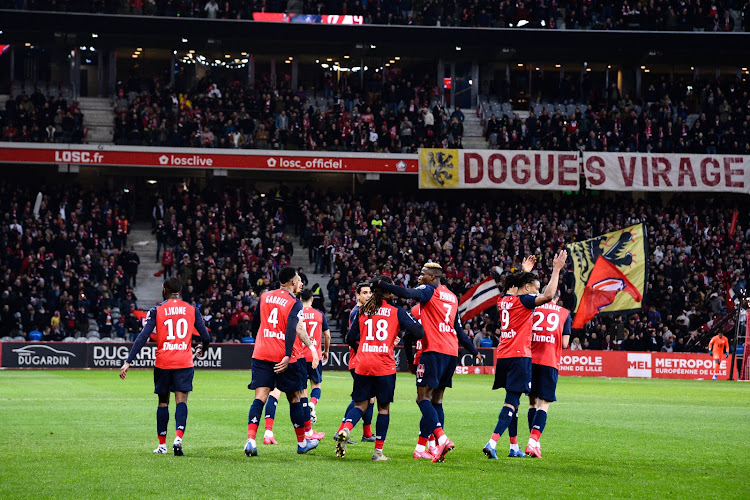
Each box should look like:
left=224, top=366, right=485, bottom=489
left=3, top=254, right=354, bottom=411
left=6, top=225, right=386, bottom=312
left=119, top=277, right=211, bottom=457
left=525, top=293, right=571, bottom=458
left=244, top=266, right=319, bottom=457
left=483, top=250, right=567, bottom=460
left=335, top=276, right=424, bottom=461
left=372, top=262, right=480, bottom=463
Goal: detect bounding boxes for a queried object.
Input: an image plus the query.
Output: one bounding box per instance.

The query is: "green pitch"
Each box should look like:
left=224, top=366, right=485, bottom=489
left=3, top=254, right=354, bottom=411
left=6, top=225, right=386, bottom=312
left=0, top=370, right=748, bottom=499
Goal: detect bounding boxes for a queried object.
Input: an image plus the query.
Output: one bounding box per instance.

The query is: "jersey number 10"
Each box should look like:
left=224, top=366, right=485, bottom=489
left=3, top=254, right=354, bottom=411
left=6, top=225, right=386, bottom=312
left=164, top=318, right=189, bottom=340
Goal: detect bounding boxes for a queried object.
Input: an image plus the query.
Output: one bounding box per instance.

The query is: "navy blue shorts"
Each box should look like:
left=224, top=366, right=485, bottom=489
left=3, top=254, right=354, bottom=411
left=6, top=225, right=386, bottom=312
left=249, top=358, right=305, bottom=394
left=154, top=367, right=194, bottom=394
left=416, top=352, right=458, bottom=389
left=492, top=357, right=532, bottom=394
left=529, top=364, right=558, bottom=402
left=351, top=373, right=397, bottom=403
left=306, top=361, right=323, bottom=384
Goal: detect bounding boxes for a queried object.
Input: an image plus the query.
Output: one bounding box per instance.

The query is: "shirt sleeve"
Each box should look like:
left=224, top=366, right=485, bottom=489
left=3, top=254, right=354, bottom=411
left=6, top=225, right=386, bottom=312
left=455, top=314, right=478, bottom=355
left=321, top=313, right=330, bottom=332
left=562, top=313, right=572, bottom=337
left=194, top=307, right=211, bottom=350
left=519, top=294, right=537, bottom=310
left=397, top=307, right=424, bottom=339
left=285, top=300, right=303, bottom=358
left=125, top=307, right=157, bottom=363
left=345, top=312, right=361, bottom=351
left=377, top=282, right=434, bottom=303
left=348, top=307, right=358, bottom=328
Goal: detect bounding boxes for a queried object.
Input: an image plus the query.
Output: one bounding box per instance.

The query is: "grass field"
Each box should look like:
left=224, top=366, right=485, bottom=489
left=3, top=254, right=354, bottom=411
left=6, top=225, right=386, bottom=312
left=0, top=370, right=748, bottom=499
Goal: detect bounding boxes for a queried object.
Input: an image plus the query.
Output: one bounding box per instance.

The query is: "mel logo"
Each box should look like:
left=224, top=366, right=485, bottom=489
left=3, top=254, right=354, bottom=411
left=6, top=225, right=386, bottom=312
left=627, top=352, right=652, bottom=378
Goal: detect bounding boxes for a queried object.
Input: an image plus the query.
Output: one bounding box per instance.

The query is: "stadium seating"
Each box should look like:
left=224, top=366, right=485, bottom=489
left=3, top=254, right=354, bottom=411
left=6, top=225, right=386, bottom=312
left=3, top=1, right=746, bottom=31
left=1, top=85, right=86, bottom=144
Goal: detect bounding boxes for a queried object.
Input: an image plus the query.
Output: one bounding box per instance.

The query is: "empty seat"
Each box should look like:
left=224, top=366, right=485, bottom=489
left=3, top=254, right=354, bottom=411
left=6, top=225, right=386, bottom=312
left=1, top=336, right=13, bottom=342
left=13, top=336, right=26, bottom=341
left=63, top=337, right=77, bottom=342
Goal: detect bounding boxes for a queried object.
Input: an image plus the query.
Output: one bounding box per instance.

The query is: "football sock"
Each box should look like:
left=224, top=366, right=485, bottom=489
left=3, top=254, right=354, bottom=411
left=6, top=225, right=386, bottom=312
left=343, top=407, right=365, bottom=432
left=157, top=406, right=169, bottom=445
left=508, top=412, right=518, bottom=446
left=338, top=401, right=356, bottom=431
left=264, top=395, right=278, bottom=431
left=530, top=410, right=547, bottom=442
left=301, top=397, right=312, bottom=432
left=432, top=403, right=444, bottom=429
left=528, top=407, right=537, bottom=432
left=416, top=436, right=428, bottom=453
left=290, top=402, right=307, bottom=445
left=310, top=387, right=321, bottom=405
left=434, top=428, right=447, bottom=446
left=427, top=435, right=436, bottom=449
left=247, top=398, right=264, bottom=439
left=363, top=402, right=374, bottom=436
left=175, top=402, right=187, bottom=439
left=375, top=414, right=389, bottom=450
left=492, top=405, right=516, bottom=441
left=417, top=400, right=439, bottom=438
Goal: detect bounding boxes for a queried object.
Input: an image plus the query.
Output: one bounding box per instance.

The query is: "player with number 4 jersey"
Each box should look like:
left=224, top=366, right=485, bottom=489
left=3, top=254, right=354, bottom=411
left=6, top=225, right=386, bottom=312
left=335, top=276, right=424, bottom=461
left=120, top=277, right=211, bottom=457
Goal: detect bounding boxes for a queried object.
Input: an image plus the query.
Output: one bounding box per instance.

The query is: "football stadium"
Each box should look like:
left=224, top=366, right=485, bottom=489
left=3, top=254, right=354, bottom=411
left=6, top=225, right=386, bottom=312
left=0, top=2, right=749, bottom=498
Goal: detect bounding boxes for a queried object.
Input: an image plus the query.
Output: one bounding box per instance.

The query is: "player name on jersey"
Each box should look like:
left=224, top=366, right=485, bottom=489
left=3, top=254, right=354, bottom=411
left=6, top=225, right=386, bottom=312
left=265, top=295, right=291, bottom=306
left=439, top=291, right=457, bottom=303
left=164, top=306, right=187, bottom=316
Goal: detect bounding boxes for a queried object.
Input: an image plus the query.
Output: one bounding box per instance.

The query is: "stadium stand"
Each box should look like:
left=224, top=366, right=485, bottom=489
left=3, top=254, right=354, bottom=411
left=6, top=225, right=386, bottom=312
left=1, top=85, right=86, bottom=144
left=2, top=0, right=747, bottom=31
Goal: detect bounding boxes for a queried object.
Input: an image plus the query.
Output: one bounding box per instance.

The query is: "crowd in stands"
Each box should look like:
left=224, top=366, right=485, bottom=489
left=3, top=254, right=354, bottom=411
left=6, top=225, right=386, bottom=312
left=295, top=189, right=747, bottom=352
left=150, top=184, right=298, bottom=342
left=113, top=74, right=463, bottom=152
left=0, top=182, right=138, bottom=340
left=5, top=0, right=748, bottom=31
left=1, top=89, right=86, bottom=144
left=1, top=178, right=746, bottom=355
left=485, top=74, right=750, bottom=155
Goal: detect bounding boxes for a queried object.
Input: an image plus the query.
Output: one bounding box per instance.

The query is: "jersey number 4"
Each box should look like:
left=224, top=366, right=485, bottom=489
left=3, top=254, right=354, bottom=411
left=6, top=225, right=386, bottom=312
left=164, top=318, right=189, bottom=340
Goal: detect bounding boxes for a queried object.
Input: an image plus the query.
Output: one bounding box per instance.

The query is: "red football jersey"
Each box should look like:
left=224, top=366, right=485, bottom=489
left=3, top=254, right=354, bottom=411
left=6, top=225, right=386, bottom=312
left=495, top=294, right=534, bottom=359
left=153, top=298, right=196, bottom=369
left=355, top=300, right=400, bottom=376
left=531, top=303, right=570, bottom=369
left=411, top=305, right=423, bottom=364
left=421, top=285, right=459, bottom=356
left=300, top=306, right=324, bottom=362
left=252, top=289, right=300, bottom=363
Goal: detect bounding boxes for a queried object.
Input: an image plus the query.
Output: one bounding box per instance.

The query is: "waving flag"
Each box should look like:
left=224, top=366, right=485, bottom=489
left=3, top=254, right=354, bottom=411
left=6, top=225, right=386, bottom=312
left=571, top=257, right=643, bottom=329
left=458, top=276, right=500, bottom=321
left=568, top=223, right=647, bottom=327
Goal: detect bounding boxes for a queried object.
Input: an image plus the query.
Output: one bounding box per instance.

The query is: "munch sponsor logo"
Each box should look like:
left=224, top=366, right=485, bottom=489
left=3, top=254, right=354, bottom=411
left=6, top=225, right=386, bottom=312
left=627, top=352, right=652, bottom=378
left=12, top=344, right=76, bottom=366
